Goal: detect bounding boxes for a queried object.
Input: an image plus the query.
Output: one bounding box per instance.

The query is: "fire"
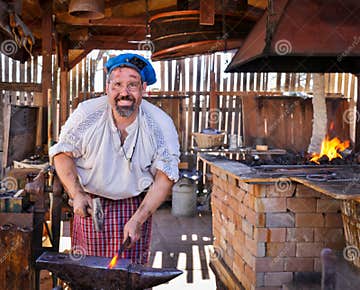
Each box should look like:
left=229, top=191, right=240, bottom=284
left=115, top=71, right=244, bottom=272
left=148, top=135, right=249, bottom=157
left=310, top=135, right=350, bottom=164
left=108, top=254, right=118, bottom=269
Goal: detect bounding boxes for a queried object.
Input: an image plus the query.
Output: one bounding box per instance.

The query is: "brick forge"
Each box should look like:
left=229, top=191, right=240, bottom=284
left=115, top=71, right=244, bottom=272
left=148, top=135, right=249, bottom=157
left=209, top=165, right=345, bottom=290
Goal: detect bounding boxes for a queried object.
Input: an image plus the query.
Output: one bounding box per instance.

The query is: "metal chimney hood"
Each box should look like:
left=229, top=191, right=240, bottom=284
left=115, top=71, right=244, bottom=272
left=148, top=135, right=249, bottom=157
left=226, top=0, right=360, bottom=73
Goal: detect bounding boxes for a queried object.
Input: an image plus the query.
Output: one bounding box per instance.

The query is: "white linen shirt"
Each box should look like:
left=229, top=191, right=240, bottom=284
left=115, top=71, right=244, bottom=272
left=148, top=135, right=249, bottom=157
left=49, top=95, right=180, bottom=200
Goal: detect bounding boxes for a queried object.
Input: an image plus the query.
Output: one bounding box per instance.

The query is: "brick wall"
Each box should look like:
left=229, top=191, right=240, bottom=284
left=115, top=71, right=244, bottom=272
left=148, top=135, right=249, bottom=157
left=210, top=165, right=345, bottom=290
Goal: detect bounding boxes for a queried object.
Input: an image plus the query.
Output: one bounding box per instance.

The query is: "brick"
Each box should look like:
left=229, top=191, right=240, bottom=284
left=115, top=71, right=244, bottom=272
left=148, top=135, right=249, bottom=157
left=234, top=187, right=246, bottom=203
left=245, top=263, right=257, bottom=284
left=296, top=242, right=323, bottom=257
left=267, top=182, right=295, bottom=197
left=210, top=166, right=221, bottom=176
left=284, top=257, right=314, bottom=272
left=244, top=193, right=255, bottom=208
left=286, top=228, right=314, bottom=242
left=255, top=198, right=287, bottom=212
left=264, top=272, right=293, bottom=287
left=295, top=213, right=324, bottom=227
left=229, top=184, right=240, bottom=199
left=228, top=175, right=237, bottom=186
left=266, top=212, right=295, bottom=227
left=257, top=213, right=266, bottom=227
left=295, top=185, right=322, bottom=198
left=256, top=272, right=265, bottom=287
left=245, top=235, right=266, bottom=257
left=217, top=179, right=229, bottom=193
left=325, top=213, right=343, bottom=227
left=233, top=261, right=246, bottom=288
left=238, top=181, right=253, bottom=192
left=232, top=263, right=245, bottom=289
left=223, top=248, right=234, bottom=270
left=228, top=195, right=240, bottom=212
left=266, top=242, right=296, bottom=257
left=242, top=219, right=254, bottom=238
left=314, top=228, right=344, bottom=242
left=254, top=228, right=286, bottom=242
left=314, top=228, right=345, bottom=249
left=254, top=184, right=267, bottom=197
left=233, top=213, right=242, bottom=231
left=287, top=198, right=316, bottom=212
left=255, top=257, right=284, bottom=272
left=233, top=231, right=245, bottom=256
left=243, top=247, right=256, bottom=269
left=244, top=208, right=266, bottom=228
left=244, top=205, right=257, bottom=224
left=238, top=203, right=246, bottom=218
left=317, top=199, right=341, bottom=213
left=234, top=251, right=245, bottom=272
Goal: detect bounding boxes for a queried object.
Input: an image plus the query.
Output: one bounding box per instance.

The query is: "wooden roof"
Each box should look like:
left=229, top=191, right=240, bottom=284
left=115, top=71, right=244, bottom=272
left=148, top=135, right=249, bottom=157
left=5, top=0, right=266, bottom=64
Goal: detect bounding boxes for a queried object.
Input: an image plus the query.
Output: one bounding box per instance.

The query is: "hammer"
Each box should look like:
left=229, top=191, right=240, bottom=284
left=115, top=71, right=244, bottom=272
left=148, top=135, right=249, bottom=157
left=68, top=197, right=104, bottom=232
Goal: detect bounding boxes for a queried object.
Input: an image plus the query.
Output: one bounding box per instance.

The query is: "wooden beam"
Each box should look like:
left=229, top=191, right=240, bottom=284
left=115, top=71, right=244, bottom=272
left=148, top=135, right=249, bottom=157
left=56, top=14, right=146, bottom=27
left=0, top=82, right=42, bottom=92
left=200, top=0, right=215, bottom=25
left=39, top=0, right=52, bottom=151
left=68, top=35, right=140, bottom=51
left=41, top=1, right=52, bottom=107
left=59, top=37, right=69, bottom=127
left=82, top=40, right=137, bottom=51
left=68, top=49, right=91, bottom=70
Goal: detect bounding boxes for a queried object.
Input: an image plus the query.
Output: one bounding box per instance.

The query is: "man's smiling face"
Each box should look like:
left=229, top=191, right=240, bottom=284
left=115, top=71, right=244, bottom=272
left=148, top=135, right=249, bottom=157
left=106, top=67, right=147, bottom=118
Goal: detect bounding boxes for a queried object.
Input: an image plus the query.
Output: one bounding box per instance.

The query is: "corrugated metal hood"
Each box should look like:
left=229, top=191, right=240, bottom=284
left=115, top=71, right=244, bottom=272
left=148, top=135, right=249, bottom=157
left=226, top=0, right=360, bottom=73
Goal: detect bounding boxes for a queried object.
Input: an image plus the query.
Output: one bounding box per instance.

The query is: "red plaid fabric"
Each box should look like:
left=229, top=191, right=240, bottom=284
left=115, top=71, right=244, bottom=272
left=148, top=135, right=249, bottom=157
left=72, top=193, right=152, bottom=265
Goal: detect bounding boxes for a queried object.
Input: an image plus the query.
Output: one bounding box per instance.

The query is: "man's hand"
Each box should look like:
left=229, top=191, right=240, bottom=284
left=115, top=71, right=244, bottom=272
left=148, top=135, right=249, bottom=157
left=123, top=218, right=142, bottom=248
left=123, top=170, right=174, bottom=247
left=72, top=191, right=93, bottom=217
left=53, top=152, right=93, bottom=218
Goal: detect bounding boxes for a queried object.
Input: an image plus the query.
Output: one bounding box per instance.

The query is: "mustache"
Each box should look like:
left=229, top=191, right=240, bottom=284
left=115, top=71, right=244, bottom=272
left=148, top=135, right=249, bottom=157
left=115, top=94, right=135, bottom=102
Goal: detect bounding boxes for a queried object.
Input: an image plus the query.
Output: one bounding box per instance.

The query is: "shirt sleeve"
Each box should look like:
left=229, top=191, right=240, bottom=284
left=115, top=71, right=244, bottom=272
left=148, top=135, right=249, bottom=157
left=49, top=103, right=86, bottom=159
left=150, top=115, right=180, bottom=182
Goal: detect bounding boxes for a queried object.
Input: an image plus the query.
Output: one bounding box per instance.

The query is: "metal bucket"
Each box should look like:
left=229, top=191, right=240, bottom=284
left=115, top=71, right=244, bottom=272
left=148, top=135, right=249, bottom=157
left=171, top=178, right=197, bottom=217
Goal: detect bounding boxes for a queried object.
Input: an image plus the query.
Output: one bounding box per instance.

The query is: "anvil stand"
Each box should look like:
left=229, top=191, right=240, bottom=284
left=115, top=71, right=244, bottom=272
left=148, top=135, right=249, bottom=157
left=24, top=167, right=66, bottom=290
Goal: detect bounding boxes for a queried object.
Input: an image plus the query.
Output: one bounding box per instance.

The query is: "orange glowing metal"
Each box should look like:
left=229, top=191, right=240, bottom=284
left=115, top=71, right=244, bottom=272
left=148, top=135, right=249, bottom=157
left=108, top=254, right=119, bottom=269
left=310, top=135, right=350, bottom=164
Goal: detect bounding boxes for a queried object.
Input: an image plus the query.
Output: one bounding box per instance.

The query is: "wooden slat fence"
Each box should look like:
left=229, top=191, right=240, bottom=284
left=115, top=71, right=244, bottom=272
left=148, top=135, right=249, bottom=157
left=0, top=51, right=358, bottom=160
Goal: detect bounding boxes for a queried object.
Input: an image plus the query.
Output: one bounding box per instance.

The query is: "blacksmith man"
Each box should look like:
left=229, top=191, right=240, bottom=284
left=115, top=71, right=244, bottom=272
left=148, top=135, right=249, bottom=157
left=50, top=53, right=180, bottom=264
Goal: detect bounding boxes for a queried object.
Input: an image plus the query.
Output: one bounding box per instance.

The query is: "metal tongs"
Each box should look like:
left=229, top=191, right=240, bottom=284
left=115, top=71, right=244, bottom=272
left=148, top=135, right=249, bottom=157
left=118, top=236, right=132, bottom=256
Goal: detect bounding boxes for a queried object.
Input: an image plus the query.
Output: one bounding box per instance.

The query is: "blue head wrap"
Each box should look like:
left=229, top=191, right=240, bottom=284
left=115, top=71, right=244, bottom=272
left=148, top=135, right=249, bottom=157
left=105, top=53, right=156, bottom=85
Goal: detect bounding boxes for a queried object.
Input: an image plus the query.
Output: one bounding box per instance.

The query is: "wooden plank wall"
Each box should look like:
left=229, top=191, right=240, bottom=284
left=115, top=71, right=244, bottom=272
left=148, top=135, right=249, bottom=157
left=0, top=52, right=358, bottom=155
left=242, top=96, right=350, bottom=152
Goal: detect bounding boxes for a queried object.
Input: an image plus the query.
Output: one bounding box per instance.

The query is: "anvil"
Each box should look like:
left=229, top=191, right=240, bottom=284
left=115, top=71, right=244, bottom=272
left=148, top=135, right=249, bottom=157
left=36, top=252, right=182, bottom=290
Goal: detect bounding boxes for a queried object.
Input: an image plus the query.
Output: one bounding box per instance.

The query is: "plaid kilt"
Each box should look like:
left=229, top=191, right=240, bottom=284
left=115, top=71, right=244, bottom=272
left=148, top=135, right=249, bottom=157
left=72, top=193, right=152, bottom=265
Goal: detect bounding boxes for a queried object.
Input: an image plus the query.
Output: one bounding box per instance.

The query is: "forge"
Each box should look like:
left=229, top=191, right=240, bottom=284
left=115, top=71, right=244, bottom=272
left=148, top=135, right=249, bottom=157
left=199, top=147, right=360, bottom=289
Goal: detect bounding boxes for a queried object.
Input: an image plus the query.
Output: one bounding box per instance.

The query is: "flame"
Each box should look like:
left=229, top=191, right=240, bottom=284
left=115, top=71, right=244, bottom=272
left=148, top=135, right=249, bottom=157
left=108, top=254, right=118, bottom=269
left=310, top=135, right=350, bottom=164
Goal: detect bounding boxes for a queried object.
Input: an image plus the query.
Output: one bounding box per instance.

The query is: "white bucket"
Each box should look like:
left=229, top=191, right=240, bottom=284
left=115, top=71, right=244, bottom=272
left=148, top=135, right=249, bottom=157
left=171, top=178, right=197, bottom=217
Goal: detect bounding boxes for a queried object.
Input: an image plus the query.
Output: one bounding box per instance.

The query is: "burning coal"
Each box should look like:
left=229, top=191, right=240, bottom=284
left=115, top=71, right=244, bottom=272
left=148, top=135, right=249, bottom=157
left=310, top=135, right=350, bottom=164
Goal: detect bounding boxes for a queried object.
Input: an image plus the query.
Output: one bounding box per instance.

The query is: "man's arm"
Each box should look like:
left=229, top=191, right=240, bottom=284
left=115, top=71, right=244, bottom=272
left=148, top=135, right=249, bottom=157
left=124, top=170, right=174, bottom=246
left=53, top=152, right=92, bottom=217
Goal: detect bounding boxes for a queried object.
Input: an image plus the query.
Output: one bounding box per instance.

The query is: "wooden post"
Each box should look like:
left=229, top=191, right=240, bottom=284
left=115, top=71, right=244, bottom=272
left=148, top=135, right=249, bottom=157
left=355, top=74, right=360, bottom=152
left=47, top=89, right=53, bottom=150
left=59, top=37, right=69, bottom=128
left=209, top=71, right=220, bottom=129
left=39, top=0, right=53, bottom=150
left=200, top=0, right=215, bottom=25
